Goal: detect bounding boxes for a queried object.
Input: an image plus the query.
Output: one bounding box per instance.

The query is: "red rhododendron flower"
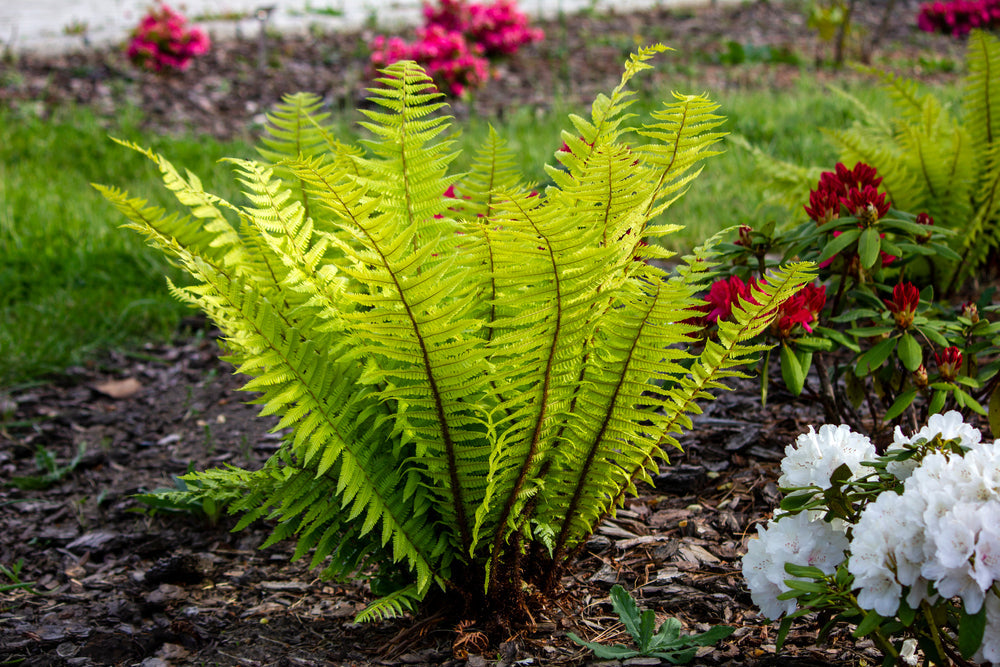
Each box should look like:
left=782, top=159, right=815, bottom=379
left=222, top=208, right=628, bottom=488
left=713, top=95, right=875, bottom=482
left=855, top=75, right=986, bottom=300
left=844, top=184, right=891, bottom=222
left=772, top=282, right=825, bottom=338
left=884, top=282, right=920, bottom=329
left=705, top=275, right=753, bottom=323
left=804, top=162, right=891, bottom=225
left=799, top=282, right=827, bottom=322
left=835, top=162, right=883, bottom=191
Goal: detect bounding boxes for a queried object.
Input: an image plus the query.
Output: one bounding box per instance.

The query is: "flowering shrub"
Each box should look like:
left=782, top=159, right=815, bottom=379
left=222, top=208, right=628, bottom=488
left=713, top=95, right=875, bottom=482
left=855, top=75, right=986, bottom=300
left=707, top=161, right=1000, bottom=431
left=368, top=0, right=543, bottom=96
left=742, top=413, right=999, bottom=664
left=369, top=26, right=489, bottom=97
left=126, top=4, right=210, bottom=73
left=425, top=0, right=544, bottom=56
left=917, top=0, right=1000, bottom=37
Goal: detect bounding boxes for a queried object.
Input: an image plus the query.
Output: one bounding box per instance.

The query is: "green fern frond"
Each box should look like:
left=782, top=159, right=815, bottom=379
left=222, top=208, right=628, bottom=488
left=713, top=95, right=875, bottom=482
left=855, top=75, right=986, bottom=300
left=964, top=30, right=1000, bottom=149
left=354, top=582, right=423, bottom=623
left=257, top=92, right=332, bottom=164
left=852, top=65, right=932, bottom=127
left=954, top=143, right=1000, bottom=284
left=101, top=140, right=248, bottom=271
left=635, top=92, right=727, bottom=227
left=459, top=126, right=531, bottom=220
left=542, top=276, right=704, bottom=557
left=726, top=135, right=823, bottom=213
left=101, top=50, right=809, bottom=621
left=588, top=261, right=817, bottom=561
left=560, top=44, right=670, bottom=156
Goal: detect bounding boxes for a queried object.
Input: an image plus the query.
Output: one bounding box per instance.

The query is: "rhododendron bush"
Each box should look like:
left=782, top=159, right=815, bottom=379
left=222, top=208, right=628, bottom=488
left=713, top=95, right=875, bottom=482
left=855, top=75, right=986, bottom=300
left=743, top=413, right=1000, bottom=664
left=706, top=161, right=1000, bottom=432
left=369, top=0, right=543, bottom=96
left=917, top=0, right=1000, bottom=37
left=127, top=3, right=210, bottom=73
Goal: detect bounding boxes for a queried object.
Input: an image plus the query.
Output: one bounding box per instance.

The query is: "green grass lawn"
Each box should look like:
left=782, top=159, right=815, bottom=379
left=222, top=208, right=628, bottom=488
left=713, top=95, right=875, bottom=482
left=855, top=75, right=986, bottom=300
left=0, top=106, right=252, bottom=386
left=0, top=72, right=959, bottom=387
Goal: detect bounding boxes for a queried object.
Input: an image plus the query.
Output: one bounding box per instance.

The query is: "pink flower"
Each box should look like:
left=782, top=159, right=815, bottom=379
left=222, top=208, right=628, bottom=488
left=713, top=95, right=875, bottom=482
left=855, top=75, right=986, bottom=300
left=373, top=1, right=542, bottom=96
left=917, top=0, right=1000, bottom=36
left=126, top=3, right=210, bottom=73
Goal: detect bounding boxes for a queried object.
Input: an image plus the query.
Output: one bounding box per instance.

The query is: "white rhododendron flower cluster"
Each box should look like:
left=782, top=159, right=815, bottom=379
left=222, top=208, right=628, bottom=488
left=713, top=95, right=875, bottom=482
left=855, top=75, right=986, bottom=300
left=884, top=410, right=982, bottom=480
left=778, top=423, right=877, bottom=489
left=741, top=412, right=1000, bottom=663
left=741, top=510, right=849, bottom=620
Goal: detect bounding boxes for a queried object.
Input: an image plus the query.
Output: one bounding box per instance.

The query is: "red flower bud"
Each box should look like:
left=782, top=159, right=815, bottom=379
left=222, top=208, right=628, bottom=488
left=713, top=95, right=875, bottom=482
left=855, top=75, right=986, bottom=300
left=884, top=282, right=919, bottom=329
left=736, top=225, right=754, bottom=248
left=913, top=363, right=929, bottom=388
left=935, top=346, right=963, bottom=381
left=961, top=302, right=980, bottom=325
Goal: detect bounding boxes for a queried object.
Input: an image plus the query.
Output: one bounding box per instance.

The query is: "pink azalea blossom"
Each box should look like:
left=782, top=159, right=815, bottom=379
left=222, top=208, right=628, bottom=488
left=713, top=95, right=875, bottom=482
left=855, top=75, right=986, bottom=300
left=127, top=4, right=210, bottom=73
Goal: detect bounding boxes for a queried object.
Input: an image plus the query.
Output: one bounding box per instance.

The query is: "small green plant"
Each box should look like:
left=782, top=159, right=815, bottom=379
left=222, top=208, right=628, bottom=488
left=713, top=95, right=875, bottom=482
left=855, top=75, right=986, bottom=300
left=568, top=584, right=735, bottom=664
left=713, top=41, right=800, bottom=66
left=805, top=0, right=897, bottom=65
left=135, top=473, right=226, bottom=525
left=98, top=47, right=814, bottom=626
left=7, top=443, right=86, bottom=490
left=0, top=559, right=39, bottom=594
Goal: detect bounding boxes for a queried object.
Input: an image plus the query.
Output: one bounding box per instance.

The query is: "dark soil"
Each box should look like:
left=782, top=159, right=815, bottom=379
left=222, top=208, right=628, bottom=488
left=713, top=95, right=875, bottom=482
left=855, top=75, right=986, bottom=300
left=0, top=2, right=975, bottom=666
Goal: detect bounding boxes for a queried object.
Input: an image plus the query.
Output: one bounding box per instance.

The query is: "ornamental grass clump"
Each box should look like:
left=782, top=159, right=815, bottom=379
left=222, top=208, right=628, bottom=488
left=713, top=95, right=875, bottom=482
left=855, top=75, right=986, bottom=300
left=96, top=47, right=815, bottom=627
left=743, top=412, right=1000, bottom=665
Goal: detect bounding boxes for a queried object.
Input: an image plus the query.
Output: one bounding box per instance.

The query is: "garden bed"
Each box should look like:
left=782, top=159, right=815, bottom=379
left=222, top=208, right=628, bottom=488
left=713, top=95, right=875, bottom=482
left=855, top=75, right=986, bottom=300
left=0, top=1, right=982, bottom=665
left=1, top=1, right=964, bottom=140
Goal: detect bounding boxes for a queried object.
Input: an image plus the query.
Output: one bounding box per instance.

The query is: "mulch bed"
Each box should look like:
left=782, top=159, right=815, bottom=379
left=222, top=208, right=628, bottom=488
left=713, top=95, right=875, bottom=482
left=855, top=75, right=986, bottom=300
left=1, top=326, right=860, bottom=667
left=0, top=1, right=976, bottom=665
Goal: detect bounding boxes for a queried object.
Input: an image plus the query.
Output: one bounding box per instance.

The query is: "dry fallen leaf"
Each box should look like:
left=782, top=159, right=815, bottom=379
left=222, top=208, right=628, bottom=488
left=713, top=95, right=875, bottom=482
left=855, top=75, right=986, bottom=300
left=92, top=377, right=143, bottom=399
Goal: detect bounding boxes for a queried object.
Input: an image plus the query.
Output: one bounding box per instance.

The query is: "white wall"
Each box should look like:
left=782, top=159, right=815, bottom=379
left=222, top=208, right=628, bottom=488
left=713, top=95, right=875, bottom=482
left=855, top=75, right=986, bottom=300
left=0, top=0, right=724, bottom=54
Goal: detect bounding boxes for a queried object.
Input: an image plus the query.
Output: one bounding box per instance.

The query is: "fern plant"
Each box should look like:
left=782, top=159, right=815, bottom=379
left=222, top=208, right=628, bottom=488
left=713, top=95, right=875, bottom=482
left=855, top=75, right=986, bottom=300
left=96, top=46, right=814, bottom=626
left=740, top=30, right=1000, bottom=295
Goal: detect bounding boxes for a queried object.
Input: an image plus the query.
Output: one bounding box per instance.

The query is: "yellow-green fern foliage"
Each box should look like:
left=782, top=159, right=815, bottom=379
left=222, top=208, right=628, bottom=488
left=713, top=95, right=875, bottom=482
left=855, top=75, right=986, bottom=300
left=96, top=46, right=814, bottom=623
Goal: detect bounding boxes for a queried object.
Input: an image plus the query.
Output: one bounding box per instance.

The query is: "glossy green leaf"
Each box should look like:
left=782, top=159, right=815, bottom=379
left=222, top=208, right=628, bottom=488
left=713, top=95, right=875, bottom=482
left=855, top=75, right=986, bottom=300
left=858, top=227, right=880, bottom=269
left=817, top=228, right=860, bottom=263
left=855, top=337, right=897, bottom=376
left=896, top=332, right=922, bottom=372
left=852, top=609, right=883, bottom=638
left=960, top=603, right=987, bottom=659
left=989, top=385, right=1000, bottom=439
left=929, top=389, right=947, bottom=414
left=883, top=388, right=917, bottom=421
left=780, top=343, right=806, bottom=395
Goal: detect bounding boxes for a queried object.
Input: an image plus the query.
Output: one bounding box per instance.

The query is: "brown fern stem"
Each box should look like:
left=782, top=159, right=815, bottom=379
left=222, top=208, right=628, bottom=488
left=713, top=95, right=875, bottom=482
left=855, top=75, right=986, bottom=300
left=487, top=199, right=564, bottom=590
